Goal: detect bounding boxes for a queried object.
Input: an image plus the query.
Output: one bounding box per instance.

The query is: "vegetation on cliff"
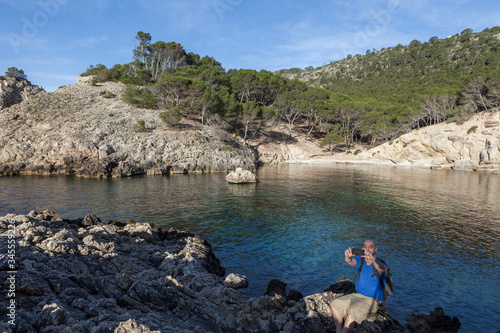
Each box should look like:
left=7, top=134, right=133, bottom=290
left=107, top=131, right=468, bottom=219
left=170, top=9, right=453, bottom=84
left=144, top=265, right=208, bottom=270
left=80, top=28, right=500, bottom=151
left=279, top=27, right=500, bottom=146
left=3, top=67, right=28, bottom=80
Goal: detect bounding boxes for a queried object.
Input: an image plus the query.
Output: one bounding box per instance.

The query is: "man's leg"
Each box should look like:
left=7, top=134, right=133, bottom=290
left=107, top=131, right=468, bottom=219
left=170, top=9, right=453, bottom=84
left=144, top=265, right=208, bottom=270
left=347, top=294, right=379, bottom=325
left=330, top=303, right=344, bottom=333
left=330, top=294, right=356, bottom=333
left=342, top=314, right=357, bottom=333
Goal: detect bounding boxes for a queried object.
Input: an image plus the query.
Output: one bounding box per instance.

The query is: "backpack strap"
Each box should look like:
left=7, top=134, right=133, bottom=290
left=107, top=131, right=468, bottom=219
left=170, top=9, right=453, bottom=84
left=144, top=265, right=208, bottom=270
left=371, top=259, right=389, bottom=309
left=354, top=257, right=365, bottom=287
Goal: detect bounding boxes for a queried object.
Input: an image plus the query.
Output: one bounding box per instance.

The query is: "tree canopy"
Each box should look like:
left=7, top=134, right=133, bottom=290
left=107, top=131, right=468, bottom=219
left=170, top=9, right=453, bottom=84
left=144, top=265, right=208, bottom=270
left=4, top=67, right=27, bottom=80
left=80, top=28, right=500, bottom=148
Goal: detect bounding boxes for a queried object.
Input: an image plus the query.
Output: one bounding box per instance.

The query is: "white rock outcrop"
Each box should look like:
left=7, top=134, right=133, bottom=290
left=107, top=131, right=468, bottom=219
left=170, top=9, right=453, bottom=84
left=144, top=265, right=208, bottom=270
left=0, top=76, right=44, bottom=109
left=374, top=108, right=500, bottom=170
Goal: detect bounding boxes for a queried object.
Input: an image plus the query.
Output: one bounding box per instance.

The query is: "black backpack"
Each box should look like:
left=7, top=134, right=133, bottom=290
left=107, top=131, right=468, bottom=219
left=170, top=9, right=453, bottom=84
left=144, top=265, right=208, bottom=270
left=355, top=258, right=394, bottom=309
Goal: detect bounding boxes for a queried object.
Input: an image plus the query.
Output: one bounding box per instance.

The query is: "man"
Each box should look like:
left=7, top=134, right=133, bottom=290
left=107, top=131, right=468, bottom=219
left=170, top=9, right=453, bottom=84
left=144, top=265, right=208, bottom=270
left=330, top=239, right=388, bottom=333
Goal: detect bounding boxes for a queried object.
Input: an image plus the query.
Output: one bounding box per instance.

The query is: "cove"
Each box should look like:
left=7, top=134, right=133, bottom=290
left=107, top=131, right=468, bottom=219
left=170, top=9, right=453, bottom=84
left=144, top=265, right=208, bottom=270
left=1, top=164, right=499, bottom=332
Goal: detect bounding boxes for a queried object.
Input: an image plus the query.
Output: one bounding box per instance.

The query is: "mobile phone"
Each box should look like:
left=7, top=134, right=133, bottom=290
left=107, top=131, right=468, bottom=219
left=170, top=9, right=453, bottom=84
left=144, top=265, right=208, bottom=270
left=351, top=248, right=365, bottom=256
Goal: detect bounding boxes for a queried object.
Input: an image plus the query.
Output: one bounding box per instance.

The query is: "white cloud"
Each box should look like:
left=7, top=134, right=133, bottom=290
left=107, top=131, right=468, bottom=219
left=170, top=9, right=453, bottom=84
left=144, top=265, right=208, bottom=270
left=68, top=35, right=109, bottom=48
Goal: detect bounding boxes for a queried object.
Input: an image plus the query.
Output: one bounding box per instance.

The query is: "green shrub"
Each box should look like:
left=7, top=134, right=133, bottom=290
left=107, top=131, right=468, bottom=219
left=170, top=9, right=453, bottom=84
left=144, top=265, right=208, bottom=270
left=354, top=149, right=361, bottom=155
left=467, top=125, right=478, bottom=134
left=133, top=120, right=147, bottom=132
left=123, top=86, right=157, bottom=109
left=346, top=150, right=352, bottom=154
left=159, top=107, right=183, bottom=127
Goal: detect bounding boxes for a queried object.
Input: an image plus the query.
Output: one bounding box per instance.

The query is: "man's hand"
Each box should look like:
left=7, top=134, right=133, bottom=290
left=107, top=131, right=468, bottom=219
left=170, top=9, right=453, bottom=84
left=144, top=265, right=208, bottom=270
left=362, top=249, right=376, bottom=262
left=362, top=248, right=387, bottom=275
left=344, top=247, right=357, bottom=267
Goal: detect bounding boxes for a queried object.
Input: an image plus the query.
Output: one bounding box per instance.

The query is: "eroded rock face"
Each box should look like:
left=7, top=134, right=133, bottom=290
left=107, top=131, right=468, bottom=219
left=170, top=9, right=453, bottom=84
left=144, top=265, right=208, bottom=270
left=0, top=76, right=44, bottom=109
left=0, top=211, right=407, bottom=333
left=0, top=80, right=257, bottom=177
left=374, top=108, right=500, bottom=170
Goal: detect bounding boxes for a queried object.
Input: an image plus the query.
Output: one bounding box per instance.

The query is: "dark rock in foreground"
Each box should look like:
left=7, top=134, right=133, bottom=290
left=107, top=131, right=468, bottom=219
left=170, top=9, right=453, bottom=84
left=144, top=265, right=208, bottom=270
left=0, top=211, right=407, bottom=332
left=406, top=307, right=461, bottom=333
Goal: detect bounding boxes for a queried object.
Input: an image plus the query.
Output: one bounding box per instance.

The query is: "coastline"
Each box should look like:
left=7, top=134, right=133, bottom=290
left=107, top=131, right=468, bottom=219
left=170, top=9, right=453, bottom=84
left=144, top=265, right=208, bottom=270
left=0, top=211, right=409, bottom=333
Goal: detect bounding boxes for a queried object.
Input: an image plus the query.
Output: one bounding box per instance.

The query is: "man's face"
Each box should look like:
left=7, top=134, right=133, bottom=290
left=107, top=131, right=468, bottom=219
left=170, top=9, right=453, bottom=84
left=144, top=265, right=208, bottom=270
left=363, top=240, right=377, bottom=255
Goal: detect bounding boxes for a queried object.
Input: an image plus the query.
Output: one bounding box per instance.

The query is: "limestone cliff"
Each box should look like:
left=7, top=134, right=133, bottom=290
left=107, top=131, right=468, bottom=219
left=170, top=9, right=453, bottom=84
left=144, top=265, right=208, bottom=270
left=373, top=108, right=500, bottom=170
left=0, top=76, right=44, bottom=109
left=0, top=78, right=256, bottom=177
left=274, top=108, right=500, bottom=173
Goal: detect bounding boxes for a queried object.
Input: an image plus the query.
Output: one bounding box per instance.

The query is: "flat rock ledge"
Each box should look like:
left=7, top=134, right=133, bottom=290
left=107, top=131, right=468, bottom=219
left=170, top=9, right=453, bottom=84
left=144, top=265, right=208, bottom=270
left=1, top=211, right=413, bottom=332
left=226, top=168, right=259, bottom=184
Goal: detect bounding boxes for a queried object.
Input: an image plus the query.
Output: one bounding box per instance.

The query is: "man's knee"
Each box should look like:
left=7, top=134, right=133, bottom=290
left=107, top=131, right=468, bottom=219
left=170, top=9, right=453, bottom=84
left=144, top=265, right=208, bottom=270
left=344, top=314, right=357, bottom=330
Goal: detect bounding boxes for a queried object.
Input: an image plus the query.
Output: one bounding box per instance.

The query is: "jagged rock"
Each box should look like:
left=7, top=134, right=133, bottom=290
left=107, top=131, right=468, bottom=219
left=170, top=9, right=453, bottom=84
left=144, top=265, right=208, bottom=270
left=265, top=279, right=287, bottom=298
left=0, top=211, right=425, bottom=332
left=224, top=273, right=249, bottom=289
left=0, top=76, right=44, bottom=109
left=0, top=79, right=257, bottom=177
left=226, top=167, right=259, bottom=183
left=452, top=159, right=478, bottom=171
left=479, top=138, right=498, bottom=165
left=324, top=276, right=357, bottom=294
left=406, top=307, right=461, bottom=333
left=287, top=289, right=304, bottom=302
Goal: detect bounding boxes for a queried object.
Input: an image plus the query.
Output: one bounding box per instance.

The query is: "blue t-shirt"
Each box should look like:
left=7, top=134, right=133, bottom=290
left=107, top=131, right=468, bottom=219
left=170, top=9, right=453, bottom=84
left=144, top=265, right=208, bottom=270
left=353, top=257, right=387, bottom=302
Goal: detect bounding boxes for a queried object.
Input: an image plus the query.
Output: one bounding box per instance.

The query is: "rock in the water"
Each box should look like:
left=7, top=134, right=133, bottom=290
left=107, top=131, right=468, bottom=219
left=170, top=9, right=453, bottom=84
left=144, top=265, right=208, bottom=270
left=406, top=307, right=461, bottom=333
left=452, top=159, right=478, bottom=171
left=226, top=167, right=259, bottom=183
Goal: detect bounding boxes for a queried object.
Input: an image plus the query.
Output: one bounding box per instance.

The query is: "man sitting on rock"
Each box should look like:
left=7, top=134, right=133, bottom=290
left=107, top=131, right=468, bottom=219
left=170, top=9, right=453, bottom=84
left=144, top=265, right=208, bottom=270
left=330, top=239, right=388, bottom=333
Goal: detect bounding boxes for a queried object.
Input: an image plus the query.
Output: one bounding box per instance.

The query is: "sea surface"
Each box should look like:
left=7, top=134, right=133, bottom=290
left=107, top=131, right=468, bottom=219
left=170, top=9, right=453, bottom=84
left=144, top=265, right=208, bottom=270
left=1, top=164, right=499, bottom=332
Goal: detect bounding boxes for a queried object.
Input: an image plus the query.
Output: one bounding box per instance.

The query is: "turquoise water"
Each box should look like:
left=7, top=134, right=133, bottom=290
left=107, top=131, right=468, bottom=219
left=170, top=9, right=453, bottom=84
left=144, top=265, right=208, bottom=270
left=1, top=164, right=499, bottom=332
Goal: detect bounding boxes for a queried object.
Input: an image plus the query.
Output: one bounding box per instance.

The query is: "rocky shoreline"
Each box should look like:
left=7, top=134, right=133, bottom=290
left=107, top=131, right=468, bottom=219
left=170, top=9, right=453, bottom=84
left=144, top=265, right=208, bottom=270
left=0, top=78, right=257, bottom=178
left=0, top=211, right=462, bottom=333
left=1, top=77, right=499, bottom=177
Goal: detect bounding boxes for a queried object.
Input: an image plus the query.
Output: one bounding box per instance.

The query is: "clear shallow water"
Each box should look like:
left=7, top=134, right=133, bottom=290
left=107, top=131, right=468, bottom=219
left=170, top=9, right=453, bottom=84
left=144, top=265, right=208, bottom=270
left=1, top=164, right=499, bottom=332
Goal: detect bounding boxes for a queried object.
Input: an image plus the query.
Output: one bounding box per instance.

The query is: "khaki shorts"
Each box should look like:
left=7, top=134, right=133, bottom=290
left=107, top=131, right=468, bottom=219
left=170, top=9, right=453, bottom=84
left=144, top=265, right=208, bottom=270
left=330, top=293, right=379, bottom=324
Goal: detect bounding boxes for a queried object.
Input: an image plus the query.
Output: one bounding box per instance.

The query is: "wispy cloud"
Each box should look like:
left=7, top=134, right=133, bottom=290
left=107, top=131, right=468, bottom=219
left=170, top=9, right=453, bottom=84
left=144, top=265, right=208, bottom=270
left=68, top=35, right=109, bottom=48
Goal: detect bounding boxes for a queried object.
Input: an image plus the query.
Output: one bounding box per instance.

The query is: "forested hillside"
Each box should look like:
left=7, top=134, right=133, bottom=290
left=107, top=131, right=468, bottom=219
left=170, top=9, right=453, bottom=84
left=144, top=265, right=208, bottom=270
left=279, top=27, right=500, bottom=146
left=81, top=28, right=500, bottom=151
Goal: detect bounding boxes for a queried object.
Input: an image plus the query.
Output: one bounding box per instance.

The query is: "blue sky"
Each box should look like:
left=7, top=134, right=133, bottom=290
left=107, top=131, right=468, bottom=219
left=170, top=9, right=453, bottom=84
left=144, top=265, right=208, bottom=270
left=1, top=0, right=499, bottom=92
